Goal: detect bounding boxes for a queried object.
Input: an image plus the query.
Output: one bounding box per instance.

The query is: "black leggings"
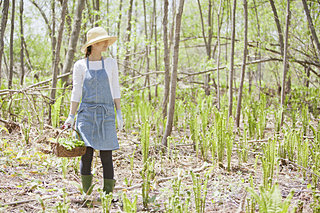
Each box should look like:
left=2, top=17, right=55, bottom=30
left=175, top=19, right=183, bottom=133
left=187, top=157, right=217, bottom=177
left=80, top=147, right=114, bottom=179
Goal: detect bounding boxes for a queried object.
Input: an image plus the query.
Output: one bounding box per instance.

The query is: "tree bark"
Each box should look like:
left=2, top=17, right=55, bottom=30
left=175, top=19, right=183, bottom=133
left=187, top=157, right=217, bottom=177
left=8, top=0, right=15, bottom=89
left=197, top=0, right=214, bottom=96
left=116, top=0, right=123, bottom=62
left=20, top=0, right=25, bottom=86
left=51, top=0, right=56, bottom=71
left=0, top=0, right=10, bottom=87
left=143, top=0, right=151, bottom=101
left=153, top=0, right=159, bottom=97
left=228, top=0, right=236, bottom=118
left=93, top=0, right=100, bottom=26
left=162, top=0, right=170, bottom=119
left=301, top=0, right=320, bottom=62
left=236, top=0, right=248, bottom=127
left=253, top=0, right=261, bottom=96
left=280, top=0, right=291, bottom=126
left=269, top=0, right=284, bottom=55
left=124, top=0, right=134, bottom=76
left=61, top=0, right=86, bottom=84
left=50, top=0, right=68, bottom=101
left=216, top=0, right=222, bottom=110
left=162, top=0, right=185, bottom=147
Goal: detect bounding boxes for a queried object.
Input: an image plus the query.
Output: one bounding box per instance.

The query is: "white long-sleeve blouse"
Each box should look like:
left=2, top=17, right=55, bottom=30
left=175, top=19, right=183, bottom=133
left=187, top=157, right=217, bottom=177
left=70, top=57, right=121, bottom=102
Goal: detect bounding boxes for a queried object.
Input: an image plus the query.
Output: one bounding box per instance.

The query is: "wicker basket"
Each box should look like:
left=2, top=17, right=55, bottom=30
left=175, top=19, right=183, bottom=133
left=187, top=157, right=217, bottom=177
left=52, top=127, right=86, bottom=157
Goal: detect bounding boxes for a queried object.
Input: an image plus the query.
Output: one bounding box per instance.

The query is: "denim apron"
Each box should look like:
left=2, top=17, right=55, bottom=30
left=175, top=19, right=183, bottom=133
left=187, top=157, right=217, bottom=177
left=75, top=57, right=119, bottom=150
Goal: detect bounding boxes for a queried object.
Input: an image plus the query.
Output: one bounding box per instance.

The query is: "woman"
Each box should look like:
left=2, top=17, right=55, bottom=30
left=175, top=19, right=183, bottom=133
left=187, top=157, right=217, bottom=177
left=64, top=27, right=123, bottom=195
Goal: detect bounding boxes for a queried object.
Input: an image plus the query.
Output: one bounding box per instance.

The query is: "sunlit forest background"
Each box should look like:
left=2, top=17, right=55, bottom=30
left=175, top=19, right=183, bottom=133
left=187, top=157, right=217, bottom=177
left=0, top=0, right=320, bottom=212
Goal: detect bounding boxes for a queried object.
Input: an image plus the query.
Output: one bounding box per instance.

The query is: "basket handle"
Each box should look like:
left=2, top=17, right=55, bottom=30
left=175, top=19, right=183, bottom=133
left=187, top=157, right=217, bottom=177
left=56, top=126, right=81, bottom=144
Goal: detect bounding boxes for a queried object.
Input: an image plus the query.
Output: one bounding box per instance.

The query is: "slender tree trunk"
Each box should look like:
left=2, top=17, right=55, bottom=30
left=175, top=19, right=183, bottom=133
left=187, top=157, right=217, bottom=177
left=93, top=0, right=100, bottom=26
left=236, top=0, right=248, bottom=127
left=116, top=0, right=123, bottom=62
left=228, top=0, right=236, bottom=118
left=61, top=0, right=85, bottom=84
left=197, top=0, right=213, bottom=96
left=162, top=0, right=185, bottom=147
left=50, top=0, right=68, bottom=101
left=162, top=0, right=170, bottom=119
left=280, top=0, right=291, bottom=126
left=253, top=0, right=261, bottom=97
left=143, top=0, right=151, bottom=101
left=124, top=0, right=134, bottom=76
left=8, top=0, right=15, bottom=89
left=51, top=0, right=56, bottom=71
left=169, top=0, right=176, bottom=52
left=20, top=0, right=25, bottom=86
left=301, top=0, right=320, bottom=62
left=153, top=0, right=159, bottom=97
left=216, top=0, right=222, bottom=110
left=269, top=0, right=284, bottom=55
left=0, top=0, right=10, bottom=87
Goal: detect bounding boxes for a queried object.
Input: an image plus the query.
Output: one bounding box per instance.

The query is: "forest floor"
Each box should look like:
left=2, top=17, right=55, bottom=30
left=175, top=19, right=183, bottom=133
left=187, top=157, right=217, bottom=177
left=0, top=120, right=317, bottom=212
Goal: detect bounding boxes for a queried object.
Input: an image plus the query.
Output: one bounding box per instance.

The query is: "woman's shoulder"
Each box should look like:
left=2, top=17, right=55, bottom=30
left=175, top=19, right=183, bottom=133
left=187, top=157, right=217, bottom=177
left=104, top=57, right=117, bottom=71
left=73, top=58, right=87, bottom=73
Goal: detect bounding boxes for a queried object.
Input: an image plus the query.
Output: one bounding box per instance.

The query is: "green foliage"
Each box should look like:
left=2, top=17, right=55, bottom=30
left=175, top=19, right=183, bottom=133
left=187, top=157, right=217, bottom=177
left=246, top=183, right=294, bottom=213
left=166, top=171, right=191, bottom=212
left=57, top=138, right=85, bottom=151
left=98, top=189, right=113, bottom=213
left=261, top=138, right=277, bottom=189
left=122, top=193, right=138, bottom=213
left=190, top=167, right=213, bottom=213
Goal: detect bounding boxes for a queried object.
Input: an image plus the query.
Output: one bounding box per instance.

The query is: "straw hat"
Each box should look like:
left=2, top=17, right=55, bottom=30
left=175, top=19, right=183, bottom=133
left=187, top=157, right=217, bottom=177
left=81, top=27, right=117, bottom=53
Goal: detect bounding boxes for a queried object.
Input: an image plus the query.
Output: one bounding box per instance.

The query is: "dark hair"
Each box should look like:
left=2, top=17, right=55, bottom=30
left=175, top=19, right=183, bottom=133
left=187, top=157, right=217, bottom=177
left=85, top=46, right=92, bottom=57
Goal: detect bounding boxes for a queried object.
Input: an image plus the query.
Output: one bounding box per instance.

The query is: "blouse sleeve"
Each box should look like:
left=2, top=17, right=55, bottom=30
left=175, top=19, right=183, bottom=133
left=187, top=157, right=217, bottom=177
left=111, top=59, right=121, bottom=99
left=70, top=61, right=84, bottom=102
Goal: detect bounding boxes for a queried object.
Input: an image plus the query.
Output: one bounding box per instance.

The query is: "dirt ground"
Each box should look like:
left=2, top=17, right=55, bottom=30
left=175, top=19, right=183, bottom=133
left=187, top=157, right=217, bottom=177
left=0, top=123, right=317, bottom=212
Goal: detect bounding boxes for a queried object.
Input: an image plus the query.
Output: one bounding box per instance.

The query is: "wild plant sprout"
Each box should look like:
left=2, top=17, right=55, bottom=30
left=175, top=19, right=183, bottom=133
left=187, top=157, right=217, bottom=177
left=261, top=138, right=276, bottom=189
left=166, top=171, right=191, bottom=212
left=122, top=193, right=138, bottom=213
left=190, top=167, right=213, bottom=213
left=246, top=183, right=294, bottom=212
left=141, top=159, right=155, bottom=209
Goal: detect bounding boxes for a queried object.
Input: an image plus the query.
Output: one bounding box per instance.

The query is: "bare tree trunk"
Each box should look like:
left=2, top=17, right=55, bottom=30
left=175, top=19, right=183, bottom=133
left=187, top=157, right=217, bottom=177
left=228, top=0, right=236, bottom=118
left=236, top=0, right=248, bottom=127
left=61, top=0, right=86, bottom=84
left=153, top=0, right=159, bottom=97
left=50, top=0, right=68, bottom=101
left=8, top=0, right=15, bottom=89
left=301, top=0, right=320, bottom=62
left=216, top=0, right=222, bottom=110
left=169, top=0, right=176, bottom=52
left=116, top=0, right=123, bottom=62
left=124, top=0, right=134, bottom=76
left=93, top=0, right=100, bottom=27
left=162, top=0, right=185, bottom=147
left=280, top=0, right=291, bottom=126
left=197, top=0, right=214, bottom=96
left=269, top=0, right=284, bottom=56
left=51, top=0, right=56, bottom=71
left=143, top=0, right=151, bottom=101
left=162, top=0, right=170, bottom=119
left=19, top=0, right=25, bottom=86
left=253, top=0, right=261, bottom=97
left=0, top=0, right=10, bottom=87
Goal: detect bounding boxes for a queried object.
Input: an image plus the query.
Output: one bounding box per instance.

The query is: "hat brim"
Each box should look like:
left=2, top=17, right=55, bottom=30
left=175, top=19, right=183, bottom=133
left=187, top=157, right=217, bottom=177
left=81, top=36, right=117, bottom=53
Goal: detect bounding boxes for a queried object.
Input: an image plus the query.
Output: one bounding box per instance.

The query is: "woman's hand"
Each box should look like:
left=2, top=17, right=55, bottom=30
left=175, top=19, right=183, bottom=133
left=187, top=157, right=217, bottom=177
left=116, top=109, right=123, bottom=131
left=62, top=114, right=75, bottom=129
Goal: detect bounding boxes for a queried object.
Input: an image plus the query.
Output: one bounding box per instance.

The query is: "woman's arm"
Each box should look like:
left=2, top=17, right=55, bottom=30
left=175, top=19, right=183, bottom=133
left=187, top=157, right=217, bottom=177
left=114, top=98, right=121, bottom=110
left=69, top=101, right=79, bottom=115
